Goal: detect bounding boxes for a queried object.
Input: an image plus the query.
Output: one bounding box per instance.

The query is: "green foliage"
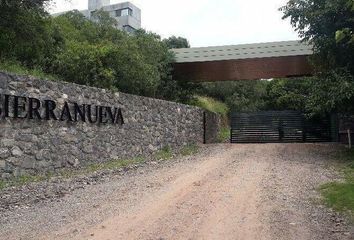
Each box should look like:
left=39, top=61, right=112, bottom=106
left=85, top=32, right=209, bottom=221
left=50, top=41, right=117, bottom=89
left=306, top=70, right=354, bottom=115
left=189, top=95, right=230, bottom=129
left=334, top=0, right=354, bottom=46
left=281, top=0, right=354, bottom=73
left=49, top=12, right=178, bottom=98
left=0, top=5, right=194, bottom=102
left=335, top=28, right=354, bottom=45
left=266, top=78, right=312, bottom=112
left=218, top=127, right=230, bottom=143
left=199, top=81, right=268, bottom=112
left=1, top=0, right=52, bottom=10
left=154, top=146, right=173, bottom=160
left=0, top=173, right=52, bottom=191
left=190, top=75, right=354, bottom=117
left=91, top=9, right=119, bottom=30
left=180, top=144, right=199, bottom=156
left=163, top=36, right=190, bottom=49
left=190, top=96, right=229, bottom=117
left=281, top=0, right=354, bottom=115
left=0, top=0, right=57, bottom=66
left=0, top=59, right=59, bottom=81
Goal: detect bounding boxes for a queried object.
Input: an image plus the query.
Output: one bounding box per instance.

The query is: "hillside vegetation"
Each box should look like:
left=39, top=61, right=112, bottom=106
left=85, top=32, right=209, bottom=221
left=0, top=2, right=195, bottom=103
left=190, top=96, right=229, bottom=117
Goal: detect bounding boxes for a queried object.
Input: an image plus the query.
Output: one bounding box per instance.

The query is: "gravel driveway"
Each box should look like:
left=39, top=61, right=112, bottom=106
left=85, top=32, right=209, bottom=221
left=0, top=144, right=353, bottom=240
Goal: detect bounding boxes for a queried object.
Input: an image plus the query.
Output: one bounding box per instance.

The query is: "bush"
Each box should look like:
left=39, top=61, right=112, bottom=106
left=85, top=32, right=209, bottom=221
left=200, top=81, right=268, bottom=112
left=0, top=59, right=58, bottom=81
left=218, top=127, right=230, bottom=143
left=154, top=146, right=173, bottom=160
left=180, top=144, right=199, bottom=156
left=190, top=96, right=229, bottom=117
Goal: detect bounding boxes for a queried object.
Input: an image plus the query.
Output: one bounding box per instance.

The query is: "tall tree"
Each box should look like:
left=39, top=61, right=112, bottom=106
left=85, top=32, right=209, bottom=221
left=281, top=0, right=354, bottom=73
left=0, top=0, right=55, bottom=65
left=281, top=0, right=354, bottom=115
left=163, top=36, right=190, bottom=49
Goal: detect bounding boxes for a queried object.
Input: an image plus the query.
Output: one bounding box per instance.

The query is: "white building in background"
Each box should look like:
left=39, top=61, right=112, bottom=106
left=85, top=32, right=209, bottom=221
left=54, top=0, right=141, bottom=33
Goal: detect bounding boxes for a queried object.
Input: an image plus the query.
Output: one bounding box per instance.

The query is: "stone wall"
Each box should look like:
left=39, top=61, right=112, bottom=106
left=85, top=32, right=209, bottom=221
left=0, top=72, right=219, bottom=178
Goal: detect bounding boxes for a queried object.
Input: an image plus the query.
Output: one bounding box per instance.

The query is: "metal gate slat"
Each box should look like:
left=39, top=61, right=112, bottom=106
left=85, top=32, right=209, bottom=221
left=230, top=111, right=332, bottom=143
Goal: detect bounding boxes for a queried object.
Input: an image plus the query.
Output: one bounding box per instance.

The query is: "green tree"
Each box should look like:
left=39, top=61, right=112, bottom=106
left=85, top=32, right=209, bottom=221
left=0, top=0, right=56, bottom=66
left=281, top=0, right=354, bottom=73
left=0, top=5, right=195, bottom=102
left=334, top=0, right=354, bottom=48
left=91, top=9, right=121, bottom=39
left=306, top=70, right=354, bottom=115
left=163, top=36, right=190, bottom=49
left=50, top=41, right=116, bottom=89
left=161, top=36, right=198, bottom=102
left=281, top=0, right=354, bottom=115
left=49, top=11, right=193, bottom=100
left=49, top=12, right=163, bottom=96
left=266, top=78, right=311, bottom=112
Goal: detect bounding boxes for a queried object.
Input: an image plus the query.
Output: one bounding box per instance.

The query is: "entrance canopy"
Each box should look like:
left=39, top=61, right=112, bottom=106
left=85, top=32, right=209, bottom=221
left=172, top=40, right=313, bottom=82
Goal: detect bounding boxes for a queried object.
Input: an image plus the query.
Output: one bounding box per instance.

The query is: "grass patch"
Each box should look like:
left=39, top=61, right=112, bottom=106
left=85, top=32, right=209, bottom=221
left=189, top=96, right=229, bottom=117
left=320, top=182, right=354, bottom=213
left=180, top=144, right=199, bottom=156
left=320, top=148, right=354, bottom=218
left=154, top=146, right=173, bottom=160
left=0, top=174, right=53, bottom=191
left=85, top=157, right=145, bottom=172
left=0, top=59, right=59, bottom=81
left=218, top=127, right=230, bottom=143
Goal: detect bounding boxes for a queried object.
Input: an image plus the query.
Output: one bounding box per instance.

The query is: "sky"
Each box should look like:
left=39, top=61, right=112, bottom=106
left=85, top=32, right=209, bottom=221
left=49, top=0, right=299, bottom=47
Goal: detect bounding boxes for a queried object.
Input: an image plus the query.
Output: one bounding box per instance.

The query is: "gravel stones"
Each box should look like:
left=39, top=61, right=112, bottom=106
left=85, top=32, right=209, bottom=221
left=0, top=144, right=352, bottom=240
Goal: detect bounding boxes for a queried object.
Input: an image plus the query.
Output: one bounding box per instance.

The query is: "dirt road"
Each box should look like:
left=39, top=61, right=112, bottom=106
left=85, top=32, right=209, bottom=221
left=0, top=144, right=353, bottom=240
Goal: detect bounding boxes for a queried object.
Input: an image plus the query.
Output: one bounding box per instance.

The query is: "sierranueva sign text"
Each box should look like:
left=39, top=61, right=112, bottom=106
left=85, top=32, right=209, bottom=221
left=0, top=94, right=124, bottom=125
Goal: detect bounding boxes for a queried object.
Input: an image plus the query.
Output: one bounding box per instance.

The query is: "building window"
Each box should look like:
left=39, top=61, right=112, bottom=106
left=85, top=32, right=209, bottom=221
left=116, top=8, right=132, bottom=17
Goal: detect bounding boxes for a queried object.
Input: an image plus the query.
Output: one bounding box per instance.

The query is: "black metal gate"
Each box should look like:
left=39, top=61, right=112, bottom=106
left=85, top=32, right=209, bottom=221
left=230, top=111, right=332, bottom=143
